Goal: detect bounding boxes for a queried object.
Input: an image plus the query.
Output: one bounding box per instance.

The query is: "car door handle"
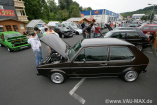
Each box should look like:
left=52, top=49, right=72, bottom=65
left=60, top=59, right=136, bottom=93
left=100, top=63, right=108, bottom=66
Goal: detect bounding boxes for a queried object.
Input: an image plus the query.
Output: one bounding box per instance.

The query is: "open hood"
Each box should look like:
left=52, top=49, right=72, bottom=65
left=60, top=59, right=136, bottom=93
left=40, top=34, right=69, bottom=59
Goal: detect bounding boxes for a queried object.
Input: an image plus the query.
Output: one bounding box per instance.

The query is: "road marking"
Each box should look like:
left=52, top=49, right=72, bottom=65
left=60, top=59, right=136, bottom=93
left=69, top=78, right=86, bottom=104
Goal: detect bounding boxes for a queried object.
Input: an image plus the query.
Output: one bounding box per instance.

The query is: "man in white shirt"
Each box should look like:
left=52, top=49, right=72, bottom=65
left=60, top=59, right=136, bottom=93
left=27, top=33, right=42, bottom=67
left=34, top=27, right=43, bottom=61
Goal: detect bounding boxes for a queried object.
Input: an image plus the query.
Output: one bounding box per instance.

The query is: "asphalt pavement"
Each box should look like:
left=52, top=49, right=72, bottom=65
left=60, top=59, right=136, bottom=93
left=0, top=33, right=157, bottom=105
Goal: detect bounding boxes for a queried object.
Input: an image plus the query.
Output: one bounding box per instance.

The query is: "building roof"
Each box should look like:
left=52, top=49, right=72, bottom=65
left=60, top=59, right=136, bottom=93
left=47, top=21, right=60, bottom=26
left=26, top=19, right=45, bottom=28
left=81, top=38, right=133, bottom=47
left=132, top=14, right=145, bottom=18
left=0, top=18, right=26, bottom=23
left=66, top=17, right=85, bottom=22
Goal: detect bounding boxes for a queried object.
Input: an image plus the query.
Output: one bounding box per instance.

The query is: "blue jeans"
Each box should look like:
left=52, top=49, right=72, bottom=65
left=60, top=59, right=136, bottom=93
left=33, top=50, right=42, bottom=67
left=40, top=47, right=43, bottom=61
left=94, top=33, right=98, bottom=38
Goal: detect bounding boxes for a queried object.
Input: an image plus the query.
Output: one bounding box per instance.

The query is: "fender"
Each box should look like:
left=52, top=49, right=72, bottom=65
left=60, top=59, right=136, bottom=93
left=50, top=69, right=66, bottom=74
left=121, top=67, right=141, bottom=74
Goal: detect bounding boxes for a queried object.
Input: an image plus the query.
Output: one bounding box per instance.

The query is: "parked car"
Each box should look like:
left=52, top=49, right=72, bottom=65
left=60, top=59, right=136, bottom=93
left=140, top=24, right=157, bottom=35
left=138, top=22, right=147, bottom=29
left=62, top=21, right=82, bottom=35
left=54, top=24, right=74, bottom=38
left=129, top=21, right=140, bottom=27
left=37, top=34, right=149, bottom=84
left=0, top=31, right=30, bottom=52
left=104, top=30, right=150, bottom=51
left=114, top=27, right=143, bottom=33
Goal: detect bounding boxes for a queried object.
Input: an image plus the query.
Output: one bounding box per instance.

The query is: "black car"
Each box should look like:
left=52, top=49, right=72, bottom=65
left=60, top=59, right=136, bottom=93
left=114, top=27, right=143, bottom=33
left=37, top=34, right=149, bottom=84
left=54, top=24, right=74, bottom=38
left=104, top=30, right=149, bottom=51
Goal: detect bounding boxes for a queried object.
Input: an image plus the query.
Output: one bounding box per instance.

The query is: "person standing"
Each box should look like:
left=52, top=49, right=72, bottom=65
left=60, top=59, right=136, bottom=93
left=43, top=28, right=48, bottom=36
left=87, top=24, right=91, bottom=38
left=34, top=27, right=43, bottom=61
left=94, top=24, right=100, bottom=38
left=81, top=22, right=85, bottom=29
left=47, top=27, right=55, bottom=35
left=27, top=33, right=42, bottom=67
left=82, top=26, right=88, bottom=39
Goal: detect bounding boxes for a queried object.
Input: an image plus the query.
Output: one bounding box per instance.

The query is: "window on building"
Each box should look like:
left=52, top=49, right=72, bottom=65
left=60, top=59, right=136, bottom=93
left=0, top=25, right=4, bottom=32
left=13, top=25, right=19, bottom=32
left=5, top=25, right=12, bottom=31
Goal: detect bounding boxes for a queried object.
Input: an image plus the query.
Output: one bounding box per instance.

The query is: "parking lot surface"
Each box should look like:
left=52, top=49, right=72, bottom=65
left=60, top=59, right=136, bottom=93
left=0, top=34, right=157, bottom=105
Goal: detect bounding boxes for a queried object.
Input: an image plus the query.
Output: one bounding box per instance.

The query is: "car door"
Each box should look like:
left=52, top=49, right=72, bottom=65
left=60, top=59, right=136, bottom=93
left=70, top=46, right=109, bottom=77
left=126, top=32, right=142, bottom=44
left=141, top=26, right=151, bottom=34
left=108, top=46, right=135, bottom=75
left=149, top=26, right=157, bottom=34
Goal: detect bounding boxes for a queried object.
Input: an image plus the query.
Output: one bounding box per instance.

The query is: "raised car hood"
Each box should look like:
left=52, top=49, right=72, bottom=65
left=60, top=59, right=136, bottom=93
left=40, top=34, right=69, bottom=59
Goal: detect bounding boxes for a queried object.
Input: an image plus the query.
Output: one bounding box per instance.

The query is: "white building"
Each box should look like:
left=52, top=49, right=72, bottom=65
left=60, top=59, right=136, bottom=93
left=80, top=9, right=119, bottom=23
left=132, top=14, right=145, bottom=20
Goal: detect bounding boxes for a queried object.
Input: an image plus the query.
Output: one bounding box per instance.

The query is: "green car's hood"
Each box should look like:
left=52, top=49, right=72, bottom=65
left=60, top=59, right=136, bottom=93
left=7, top=35, right=27, bottom=43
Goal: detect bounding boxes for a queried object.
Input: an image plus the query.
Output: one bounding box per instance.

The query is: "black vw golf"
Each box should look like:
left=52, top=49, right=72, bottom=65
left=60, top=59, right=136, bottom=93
left=37, top=34, right=149, bottom=84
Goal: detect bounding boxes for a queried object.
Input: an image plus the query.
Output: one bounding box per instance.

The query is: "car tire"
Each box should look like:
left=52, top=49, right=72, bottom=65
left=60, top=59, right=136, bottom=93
left=50, top=72, right=66, bottom=84
left=7, top=47, right=12, bottom=52
left=136, top=45, right=143, bottom=51
left=122, top=70, right=139, bottom=82
left=76, top=32, right=79, bottom=35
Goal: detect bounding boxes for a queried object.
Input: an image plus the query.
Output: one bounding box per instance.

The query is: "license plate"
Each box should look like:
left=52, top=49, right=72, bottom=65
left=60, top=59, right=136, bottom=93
left=20, top=46, right=28, bottom=49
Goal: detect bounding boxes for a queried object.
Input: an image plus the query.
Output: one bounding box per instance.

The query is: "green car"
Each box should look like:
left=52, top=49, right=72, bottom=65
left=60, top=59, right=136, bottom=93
left=0, top=31, right=31, bottom=52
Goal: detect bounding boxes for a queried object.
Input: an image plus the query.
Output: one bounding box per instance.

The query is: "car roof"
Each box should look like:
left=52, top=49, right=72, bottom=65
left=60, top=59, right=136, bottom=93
left=109, top=30, right=138, bottom=33
left=81, top=38, right=133, bottom=47
left=0, top=31, right=21, bottom=35
left=144, top=24, right=157, bottom=26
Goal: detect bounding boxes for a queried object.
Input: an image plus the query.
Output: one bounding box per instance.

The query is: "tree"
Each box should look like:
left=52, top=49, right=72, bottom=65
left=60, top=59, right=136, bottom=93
left=148, top=13, right=154, bottom=22
left=58, top=0, right=72, bottom=10
left=47, top=0, right=58, bottom=14
left=141, top=15, right=148, bottom=20
left=70, top=5, right=80, bottom=17
left=82, top=7, right=92, bottom=11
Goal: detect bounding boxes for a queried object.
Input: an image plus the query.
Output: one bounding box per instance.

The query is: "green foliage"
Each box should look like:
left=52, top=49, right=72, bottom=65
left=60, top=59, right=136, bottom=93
left=83, top=7, right=92, bottom=11
left=24, top=0, right=92, bottom=21
left=141, top=15, right=148, bottom=20
left=121, top=6, right=157, bottom=18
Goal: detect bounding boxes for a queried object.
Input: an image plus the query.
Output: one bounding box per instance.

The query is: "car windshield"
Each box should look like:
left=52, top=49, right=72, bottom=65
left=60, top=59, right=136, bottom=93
left=5, top=33, right=22, bottom=39
left=70, top=22, right=79, bottom=29
left=104, top=31, right=113, bottom=38
left=68, top=41, right=82, bottom=60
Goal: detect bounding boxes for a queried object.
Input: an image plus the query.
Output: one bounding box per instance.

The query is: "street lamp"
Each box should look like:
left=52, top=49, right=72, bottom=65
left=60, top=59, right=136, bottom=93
left=148, top=3, right=156, bottom=23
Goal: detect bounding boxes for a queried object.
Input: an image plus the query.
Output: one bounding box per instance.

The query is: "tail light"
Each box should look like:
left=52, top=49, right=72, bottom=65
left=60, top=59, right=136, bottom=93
left=148, top=38, right=150, bottom=42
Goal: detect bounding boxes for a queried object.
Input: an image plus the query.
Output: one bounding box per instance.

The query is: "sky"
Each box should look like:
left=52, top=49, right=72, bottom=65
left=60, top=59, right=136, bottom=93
left=54, top=0, right=157, bottom=13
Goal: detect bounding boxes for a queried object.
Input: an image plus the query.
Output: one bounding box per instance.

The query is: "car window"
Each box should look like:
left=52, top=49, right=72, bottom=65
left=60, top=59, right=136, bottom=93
left=110, top=46, right=134, bottom=60
left=150, top=26, right=157, bottom=30
left=75, top=47, right=108, bottom=62
left=126, top=32, right=141, bottom=39
left=111, top=33, right=125, bottom=39
left=141, top=26, right=150, bottom=30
